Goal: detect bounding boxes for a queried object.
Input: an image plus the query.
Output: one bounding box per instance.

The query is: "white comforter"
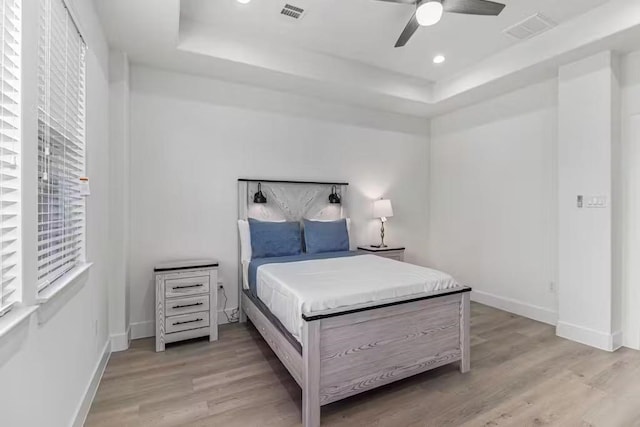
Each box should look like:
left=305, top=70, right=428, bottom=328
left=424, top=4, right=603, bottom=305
left=256, top=255, right=460, bottom=342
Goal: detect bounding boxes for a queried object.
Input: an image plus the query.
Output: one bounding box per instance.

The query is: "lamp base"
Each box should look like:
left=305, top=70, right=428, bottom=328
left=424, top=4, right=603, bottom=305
left=376, top=219, right=387, bottom=248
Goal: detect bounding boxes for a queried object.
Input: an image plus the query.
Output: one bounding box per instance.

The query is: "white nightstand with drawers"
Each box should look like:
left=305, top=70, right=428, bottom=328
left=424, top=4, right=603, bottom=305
left=154, top=259, right=219, bottom=352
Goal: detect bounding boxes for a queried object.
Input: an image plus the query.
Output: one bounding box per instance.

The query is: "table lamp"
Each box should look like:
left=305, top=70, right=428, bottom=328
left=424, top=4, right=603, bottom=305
left=372, top=199, right=393, bottom=248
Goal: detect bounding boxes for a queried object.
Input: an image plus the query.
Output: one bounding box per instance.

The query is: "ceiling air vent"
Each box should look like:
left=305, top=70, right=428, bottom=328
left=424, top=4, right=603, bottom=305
left=503, top=13, right=556, bottom=40
left=280, top=3, right=306, bottom=20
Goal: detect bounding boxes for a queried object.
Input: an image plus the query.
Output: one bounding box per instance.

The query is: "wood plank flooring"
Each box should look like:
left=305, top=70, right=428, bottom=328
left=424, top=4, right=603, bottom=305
left=86, top=303, right=640, bottom=427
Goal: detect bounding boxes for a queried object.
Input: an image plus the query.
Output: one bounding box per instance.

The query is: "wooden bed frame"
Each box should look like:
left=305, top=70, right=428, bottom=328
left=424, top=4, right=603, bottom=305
left=237, top=179, right=471, bottom=427
left=240, top=287, right=470, bottom=427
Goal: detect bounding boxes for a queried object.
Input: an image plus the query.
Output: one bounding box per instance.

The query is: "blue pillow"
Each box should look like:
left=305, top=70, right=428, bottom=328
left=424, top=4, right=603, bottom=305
left=303, top=219, right=349, bottom=254
left=248, top=219, right=302, bottom=259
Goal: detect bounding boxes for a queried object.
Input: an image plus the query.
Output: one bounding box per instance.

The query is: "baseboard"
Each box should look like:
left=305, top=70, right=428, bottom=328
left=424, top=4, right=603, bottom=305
left=556, top=321, right=622, bottom=352
left=71, top=339, right=111, bottom=427
left=130, top=320, right=154, bottom=339
left=131, top=308, right=239, bottom=340
left=471, top=290, right=557, bottom=326
left=622, top=330, right=640, bottom=350
left=612, top=330, right=623, bottom=350
left=110, top=325, right=131, bottom=352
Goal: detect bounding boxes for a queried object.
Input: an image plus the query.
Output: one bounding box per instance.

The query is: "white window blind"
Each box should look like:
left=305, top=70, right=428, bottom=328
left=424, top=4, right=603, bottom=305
left=38, top=0, right=86, bottom=292
left=0, top=0, right=20, bottom=317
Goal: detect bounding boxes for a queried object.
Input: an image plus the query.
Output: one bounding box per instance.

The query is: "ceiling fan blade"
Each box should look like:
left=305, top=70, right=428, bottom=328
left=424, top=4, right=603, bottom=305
left=443, top=0, right=505, bottom=16
left=395, top=13, right=420, bottom=47
left=373, top=0, right=417, bottom=4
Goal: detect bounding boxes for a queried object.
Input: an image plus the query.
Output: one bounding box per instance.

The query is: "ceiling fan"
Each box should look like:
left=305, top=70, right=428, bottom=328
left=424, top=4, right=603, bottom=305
left=376, top=0, right=506, bottom=47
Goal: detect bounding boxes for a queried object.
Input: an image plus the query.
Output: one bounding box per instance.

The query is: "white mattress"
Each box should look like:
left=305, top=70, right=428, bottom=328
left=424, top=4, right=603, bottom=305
left=256, top=255, right=460, bottom=342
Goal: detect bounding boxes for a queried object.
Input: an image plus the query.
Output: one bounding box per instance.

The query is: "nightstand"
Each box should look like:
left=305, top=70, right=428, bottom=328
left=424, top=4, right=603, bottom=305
left=358, top=245, right=405, bottom=262
left=154, top=259, right=219, bottom=352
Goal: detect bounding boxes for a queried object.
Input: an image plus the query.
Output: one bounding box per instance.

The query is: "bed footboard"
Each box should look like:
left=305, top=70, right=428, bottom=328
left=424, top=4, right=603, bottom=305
left=302, top=291, right=470, bottom=427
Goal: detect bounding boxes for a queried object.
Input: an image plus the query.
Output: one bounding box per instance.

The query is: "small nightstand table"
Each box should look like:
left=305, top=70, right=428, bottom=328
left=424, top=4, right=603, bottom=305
left=154, top=259, right=219, bottom=352
left=358, top=246, right=406, bottom=262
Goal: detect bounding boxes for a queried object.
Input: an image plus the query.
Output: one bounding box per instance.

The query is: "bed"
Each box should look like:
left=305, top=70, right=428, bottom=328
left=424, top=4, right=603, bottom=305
left=237, top=179, right=471, bottom=427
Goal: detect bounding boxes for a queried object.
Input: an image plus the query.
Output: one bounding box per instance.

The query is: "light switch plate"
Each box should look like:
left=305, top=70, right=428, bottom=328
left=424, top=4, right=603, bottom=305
left=585, top=195, right=607, bottom=208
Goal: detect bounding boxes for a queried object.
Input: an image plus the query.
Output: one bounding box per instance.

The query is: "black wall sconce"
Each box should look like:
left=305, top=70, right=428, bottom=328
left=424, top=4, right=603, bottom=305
left=328, top=185, right=341, bottom=204
left=253, top=182, right=267, bottom=204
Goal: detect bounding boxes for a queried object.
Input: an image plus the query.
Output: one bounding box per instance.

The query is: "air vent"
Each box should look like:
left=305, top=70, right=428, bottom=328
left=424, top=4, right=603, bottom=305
left=503, top=13, right=556, bottom=40
left=280, top=3, right=306, bottom=20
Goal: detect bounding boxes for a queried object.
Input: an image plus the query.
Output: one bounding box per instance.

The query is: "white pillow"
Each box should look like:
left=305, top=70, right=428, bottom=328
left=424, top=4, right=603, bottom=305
left=238, top=219, right=251, bottom=263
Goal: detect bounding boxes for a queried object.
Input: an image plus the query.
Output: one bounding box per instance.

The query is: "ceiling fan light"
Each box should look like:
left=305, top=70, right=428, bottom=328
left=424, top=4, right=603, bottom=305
left=416, top=0, right=443, bottom=27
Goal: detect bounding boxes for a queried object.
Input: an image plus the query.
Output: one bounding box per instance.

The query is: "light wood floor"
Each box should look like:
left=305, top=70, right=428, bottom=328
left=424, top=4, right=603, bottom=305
left=86, top=303, right=640, bottom=427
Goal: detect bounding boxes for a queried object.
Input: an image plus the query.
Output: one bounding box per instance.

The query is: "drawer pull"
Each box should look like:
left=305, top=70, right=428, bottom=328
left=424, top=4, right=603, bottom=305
left=173, top=318, right=203, bottom=326
left=173, top=302, right=203, bottom=309
left=173, top=284, right=203, bottom=289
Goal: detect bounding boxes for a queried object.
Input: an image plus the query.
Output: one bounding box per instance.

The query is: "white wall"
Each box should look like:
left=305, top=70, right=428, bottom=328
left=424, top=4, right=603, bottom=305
left=621, top=50, right=640, bottom=349
left=0, top=0, right=111, bottom=426
left=429, top=79, right=559, bottom=325
left=556, top=52, right=620, bottom=351
left=428, top=51, right=640, bottom=351
left=128, top=66, right=431, bottom=337
left=108, top=50, right=131, bottom=351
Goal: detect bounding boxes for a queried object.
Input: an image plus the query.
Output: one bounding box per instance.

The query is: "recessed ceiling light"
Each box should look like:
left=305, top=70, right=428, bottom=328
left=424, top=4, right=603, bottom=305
left=237, top=0, right=251, bottom=4
left=433, top=55, right=445, bottom=64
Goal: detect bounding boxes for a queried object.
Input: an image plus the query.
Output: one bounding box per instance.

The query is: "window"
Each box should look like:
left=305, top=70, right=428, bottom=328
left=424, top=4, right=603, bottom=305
left=37, top=0, right=86, bottom=292
left=0, top=0, right=20, bottom=317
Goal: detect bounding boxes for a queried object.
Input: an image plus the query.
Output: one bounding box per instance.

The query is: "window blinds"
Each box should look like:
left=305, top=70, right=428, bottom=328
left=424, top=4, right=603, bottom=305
left=0, top=0, right=20, bottom=317
left=38, top=0, right=86, bottom=291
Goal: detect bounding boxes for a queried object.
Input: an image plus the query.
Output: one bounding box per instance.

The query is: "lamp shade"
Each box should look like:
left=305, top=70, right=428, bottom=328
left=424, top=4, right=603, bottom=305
left=373, top=199, right=394, bottom=219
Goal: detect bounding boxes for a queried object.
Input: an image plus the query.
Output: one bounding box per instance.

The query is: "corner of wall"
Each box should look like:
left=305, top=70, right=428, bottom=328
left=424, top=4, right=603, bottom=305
left=108, top=49, right=132, bottom=348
